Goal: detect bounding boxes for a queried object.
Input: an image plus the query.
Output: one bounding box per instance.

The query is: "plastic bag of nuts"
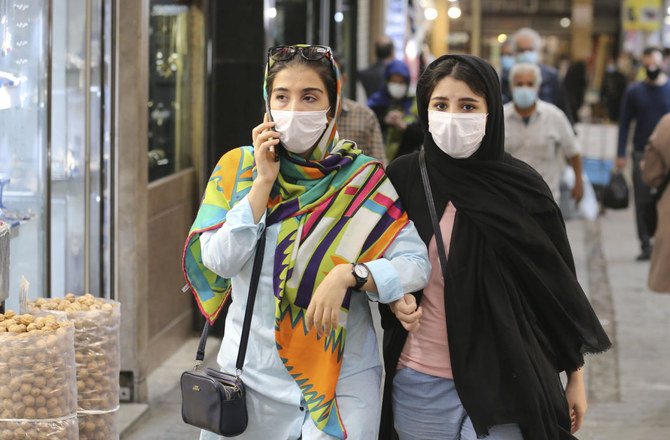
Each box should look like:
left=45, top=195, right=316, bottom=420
left=28, top=294, right=120, bottom=440
left=0, top=310, right=79, bottom=439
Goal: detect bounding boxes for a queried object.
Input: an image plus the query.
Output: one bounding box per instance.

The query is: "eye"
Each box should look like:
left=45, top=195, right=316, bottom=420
left=303, top=95, right=317, bottom=103
left=273, top=94, right=287, bottom=102
left=462, top=104, right=476, bottom=111
left=433, top=102, right=448, bottom=111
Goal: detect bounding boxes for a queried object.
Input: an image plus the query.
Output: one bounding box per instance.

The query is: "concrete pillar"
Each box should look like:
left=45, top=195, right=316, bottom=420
left=471, top=0, right=482, bottom=56
left=115, top=0, right=150, bottom=402
left=431, top=0, right=450, bottom=57
left=571, top=0, right=594, bottom=60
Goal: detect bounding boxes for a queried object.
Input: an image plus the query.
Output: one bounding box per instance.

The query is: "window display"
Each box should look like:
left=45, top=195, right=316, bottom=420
left=0, top=0, right=112, bottom=310
left=0, top=0, right=49, bottom=307
left=148, top=3, right=193, bottom=181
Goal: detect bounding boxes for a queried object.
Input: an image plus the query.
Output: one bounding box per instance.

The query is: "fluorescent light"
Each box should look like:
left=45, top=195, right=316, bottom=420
left=266, top=8, right=277, bottom=19
left=334, top=11, right=344, bottom=22
left=448, top=6, right=461, bottom=19
left=497, top=33, right=508, bottom=43
left=560, top=17, right=571, bottom=28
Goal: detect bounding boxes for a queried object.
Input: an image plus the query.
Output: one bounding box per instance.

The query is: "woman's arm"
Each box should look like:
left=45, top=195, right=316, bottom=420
left=200, top=196, right=266, bottom=278
left=200, top=114, right=282, bottom=277
left=642, top=145, right=667, bottom=188
left=305, top=221, right=430, bottom=335
left=565, top=368, right=587, bottom=433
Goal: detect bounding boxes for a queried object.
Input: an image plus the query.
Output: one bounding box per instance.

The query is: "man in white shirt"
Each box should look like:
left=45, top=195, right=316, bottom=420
left=504, top=62, right=584, bottom=203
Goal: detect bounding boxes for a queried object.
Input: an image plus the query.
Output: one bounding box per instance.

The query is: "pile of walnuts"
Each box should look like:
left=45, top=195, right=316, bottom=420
left=0, top=311, right=78, bottom=439
left=29, top=294, right=120, bottom=440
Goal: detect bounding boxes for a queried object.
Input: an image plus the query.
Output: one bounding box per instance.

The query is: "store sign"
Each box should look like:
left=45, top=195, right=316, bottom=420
left=386, top=0, right=408, bottom=60
left=623, top=0, right=662, bottom=32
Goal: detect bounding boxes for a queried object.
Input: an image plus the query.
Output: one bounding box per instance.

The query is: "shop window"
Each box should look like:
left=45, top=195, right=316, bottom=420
left=0, top=0, right=113, bottom=309
left=0, top=0, right=49, bottom=305
left=148, top=2, right=194, bottom=181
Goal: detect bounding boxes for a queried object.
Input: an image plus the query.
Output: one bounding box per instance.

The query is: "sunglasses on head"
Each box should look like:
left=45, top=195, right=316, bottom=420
left=267, top=45, right=333, bottom=62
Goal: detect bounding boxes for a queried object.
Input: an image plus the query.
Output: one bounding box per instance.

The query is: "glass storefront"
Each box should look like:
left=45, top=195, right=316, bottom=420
left=0, top=0, right=113, bottom=310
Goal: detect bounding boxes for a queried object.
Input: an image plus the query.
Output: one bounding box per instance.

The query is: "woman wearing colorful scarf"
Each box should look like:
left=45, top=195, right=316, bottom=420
left=183, top=44, right=430, bottom=440
left=378, top=54, right=611, bottom=440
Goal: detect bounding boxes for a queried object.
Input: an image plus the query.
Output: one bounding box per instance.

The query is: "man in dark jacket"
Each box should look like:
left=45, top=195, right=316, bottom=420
left=358, top=36, right=395, bottom=99
left=617, top=47, right=670, bottom=260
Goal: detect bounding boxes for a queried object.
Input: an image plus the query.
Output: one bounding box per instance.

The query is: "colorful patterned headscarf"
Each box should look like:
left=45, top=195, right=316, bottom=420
left=182, top=45, right=408, bottom=439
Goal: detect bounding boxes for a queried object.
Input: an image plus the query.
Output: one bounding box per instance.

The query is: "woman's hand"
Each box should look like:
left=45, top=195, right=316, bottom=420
left=565, top=369, right=587, bottom=433
left=390, top=294, right=422, bottom=332
left=248, top=114, right=281, bottom=222
left=252, top=113, right=281, bottom=186
left=305, top=264, right=353, bottom=337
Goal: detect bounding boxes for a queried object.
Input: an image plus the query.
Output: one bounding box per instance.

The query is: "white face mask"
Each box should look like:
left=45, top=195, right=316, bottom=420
left=428, top=111, right=487, bottom=159
left=270, top=109, right=329, bottom=154
left=388, top=83, right=407, bottom=99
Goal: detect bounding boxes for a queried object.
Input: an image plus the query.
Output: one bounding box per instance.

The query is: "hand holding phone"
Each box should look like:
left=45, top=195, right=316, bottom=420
left=251, top=113, right=281, bottom=183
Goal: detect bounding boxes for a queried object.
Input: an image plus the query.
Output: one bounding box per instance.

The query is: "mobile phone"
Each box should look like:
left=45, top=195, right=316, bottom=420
left=265, top=101, right=282, bottom=161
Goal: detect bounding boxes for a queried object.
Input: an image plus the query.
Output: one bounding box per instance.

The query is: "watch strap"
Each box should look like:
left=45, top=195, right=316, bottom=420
left=351, top=263, right=367, bottom=290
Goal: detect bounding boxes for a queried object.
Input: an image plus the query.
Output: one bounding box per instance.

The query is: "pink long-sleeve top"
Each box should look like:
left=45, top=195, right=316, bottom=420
left=397, top=202, right=456, bottom=379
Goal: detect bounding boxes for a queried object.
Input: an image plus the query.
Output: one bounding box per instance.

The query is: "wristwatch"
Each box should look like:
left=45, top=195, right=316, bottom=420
left=351, top=263, right=370, bottom=290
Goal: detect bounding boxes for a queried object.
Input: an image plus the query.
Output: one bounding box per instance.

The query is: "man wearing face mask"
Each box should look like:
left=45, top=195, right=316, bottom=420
left=500, top=27, right=573, bottom=124
left=368, top=59, right=418, bottom=160
left=503, top=63, right=584, bottom=205
left=617, top=47, right=670, bottom=261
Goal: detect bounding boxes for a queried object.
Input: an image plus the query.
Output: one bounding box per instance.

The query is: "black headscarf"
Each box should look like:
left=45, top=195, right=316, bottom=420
left=379, top=54, right=611, bottom=440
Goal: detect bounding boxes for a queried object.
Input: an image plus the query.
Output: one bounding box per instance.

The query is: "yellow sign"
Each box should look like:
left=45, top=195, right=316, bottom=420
left=623, top=0, right=662, bottom=32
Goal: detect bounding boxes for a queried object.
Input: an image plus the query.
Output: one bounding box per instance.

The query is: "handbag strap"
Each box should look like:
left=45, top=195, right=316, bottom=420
left=419, top=149, right=449, bottom=280
left=195, top=228, right=267, bottom=373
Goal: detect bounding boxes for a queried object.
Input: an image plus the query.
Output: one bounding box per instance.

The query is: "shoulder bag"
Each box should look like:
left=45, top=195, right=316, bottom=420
left=418, top=149, right=449, bottom=280
left=180, top=228, right=267, bottom=436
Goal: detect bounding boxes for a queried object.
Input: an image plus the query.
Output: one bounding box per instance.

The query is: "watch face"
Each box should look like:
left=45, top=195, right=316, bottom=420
left=354, top=264, right=369, bottom=278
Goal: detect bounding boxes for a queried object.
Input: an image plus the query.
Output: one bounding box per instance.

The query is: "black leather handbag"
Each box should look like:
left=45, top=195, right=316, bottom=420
left=603, top=171, right=629, bottom=210
left=181, top=229, right=266, bottom=437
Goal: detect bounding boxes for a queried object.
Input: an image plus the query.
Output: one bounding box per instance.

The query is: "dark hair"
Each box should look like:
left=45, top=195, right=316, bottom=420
left=375, top=38, right=395, bottom=60
left=643, top=46, right=662, bottom=57
left=417, top=58, right=488, bottom=110
left=266, top=56, right=337, bottom=117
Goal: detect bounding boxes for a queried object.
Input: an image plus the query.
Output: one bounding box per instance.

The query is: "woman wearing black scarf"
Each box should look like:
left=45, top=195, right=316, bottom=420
left=379, top=54, right=611, bottom=440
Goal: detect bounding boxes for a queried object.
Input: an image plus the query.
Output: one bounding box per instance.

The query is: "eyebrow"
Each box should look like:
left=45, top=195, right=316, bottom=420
left=272, top=87, right=324, bottom=94
left=430, top=96, right=482, bottom=103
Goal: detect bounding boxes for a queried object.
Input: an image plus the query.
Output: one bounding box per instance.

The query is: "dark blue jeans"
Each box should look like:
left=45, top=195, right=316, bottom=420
left=633, top=151, right=654, bottom=251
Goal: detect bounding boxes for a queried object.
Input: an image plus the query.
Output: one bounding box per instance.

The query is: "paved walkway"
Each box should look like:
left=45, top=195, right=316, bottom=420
left=577, top=207, right=670, bottom=439
left=121, top=202, right=670, bottom=439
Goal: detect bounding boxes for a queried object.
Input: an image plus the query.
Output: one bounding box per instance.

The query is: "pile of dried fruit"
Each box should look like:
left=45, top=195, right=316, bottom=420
left=0, top=311, right=78, bottom=439
left=29, top=294, right=121, bottom=440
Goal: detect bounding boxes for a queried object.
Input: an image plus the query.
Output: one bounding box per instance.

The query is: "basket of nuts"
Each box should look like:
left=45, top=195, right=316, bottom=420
left=28, top=294, right=120, bottom=440
left=0, top=310, right=79, bottom=439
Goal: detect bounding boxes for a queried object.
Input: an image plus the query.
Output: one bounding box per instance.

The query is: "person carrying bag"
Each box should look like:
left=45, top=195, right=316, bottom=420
left=642, top=113, right=670, bottom=293
left=181, top=44, right=430, bottom=440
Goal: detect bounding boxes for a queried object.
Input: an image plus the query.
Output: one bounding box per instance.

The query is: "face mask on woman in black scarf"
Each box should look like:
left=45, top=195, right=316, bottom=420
left=378, top=54, right=611, bottom=440
left=426, top=76, right=488, bottom=159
